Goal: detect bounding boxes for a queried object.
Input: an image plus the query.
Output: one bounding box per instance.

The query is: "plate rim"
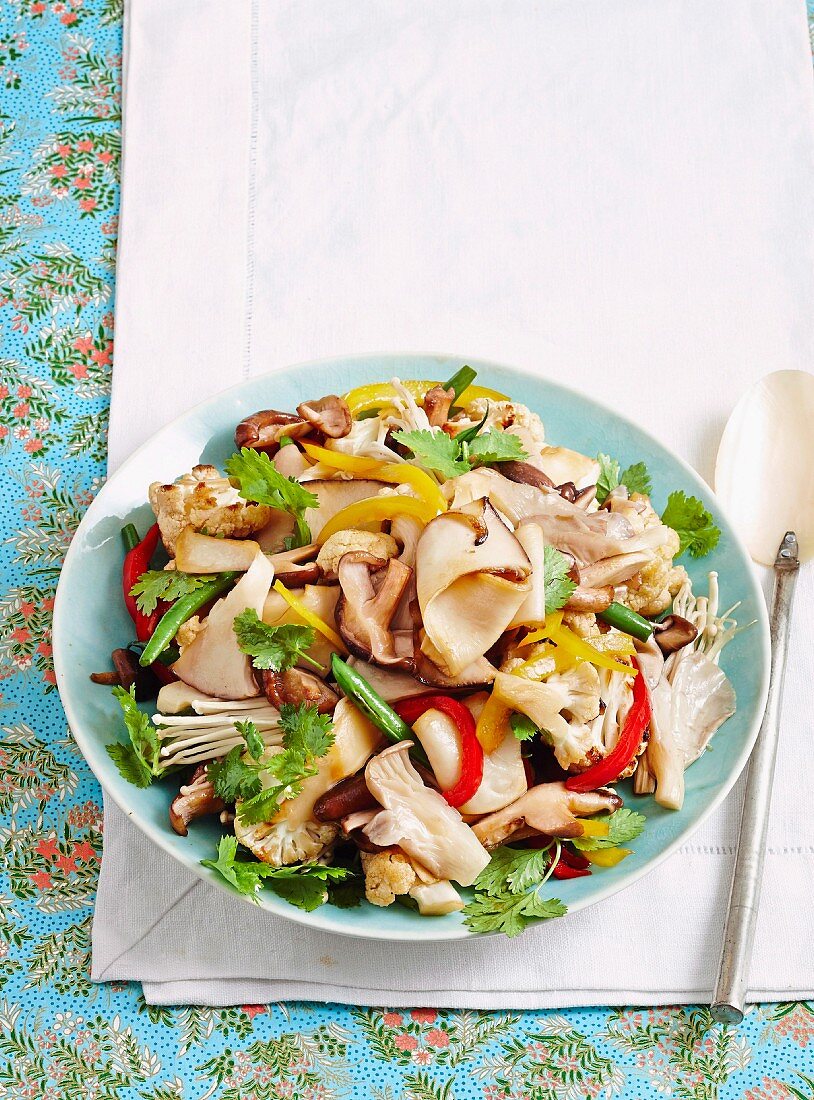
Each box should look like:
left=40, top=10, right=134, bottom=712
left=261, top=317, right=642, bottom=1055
left=53, top=351, right=771, bottom=941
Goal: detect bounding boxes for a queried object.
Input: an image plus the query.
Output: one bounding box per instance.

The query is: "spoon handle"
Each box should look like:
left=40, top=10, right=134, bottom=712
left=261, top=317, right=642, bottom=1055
left=711, top=531, right=799, bottom=1025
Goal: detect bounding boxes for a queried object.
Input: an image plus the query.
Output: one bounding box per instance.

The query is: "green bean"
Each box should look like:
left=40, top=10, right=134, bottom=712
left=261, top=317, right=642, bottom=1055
left=598, top=601, right=654, bottom=642
left=330, top=654, right=429, bottom=766
left=138, top=573, right=236, bottom=666
left=121, top=523, right=140, bottom=552
left=442, top=365, right=477, bottom=401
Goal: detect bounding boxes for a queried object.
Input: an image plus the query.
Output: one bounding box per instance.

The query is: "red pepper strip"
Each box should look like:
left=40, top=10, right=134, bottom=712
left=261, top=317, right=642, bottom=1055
left=565, top=657, right=651, bottom=792
left=558, top=846, right=590, bottom=870
left=552, top=857, right=592, bottom=880
left=123, top=523, right=161, bottom=642
left=394, top=693, right=484, bottom=808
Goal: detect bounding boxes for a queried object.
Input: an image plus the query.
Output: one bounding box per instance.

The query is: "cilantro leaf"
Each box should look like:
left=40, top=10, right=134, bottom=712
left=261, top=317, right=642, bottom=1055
left=106, top=685, right=162, bottom=787
left=236, top=719, right=265, bottom=761
left=225, top=447, right=318, bottom=548
left=392, top=429, right=470, bottom=479
left=466, top=428, right=528, bottom=465
left=463, top=889, right=567, bottom=937
left=504, top=848, right=555, bottom=894
left=233, top=608, right=319, bottom=672
left=207, top=745, right=263, bottom=804
left=661, top=490, right=721, bottom=558
left=543, top=544, right=577, bottom=614
left=572, top=808, right=647, bottom=852
left=596, top=453, right=621, bottom=504
left=596, top=453, right=652, bottom=504
left=201, top=836, right=350, bottom=907
left=326, top=875, right=366, bottom=909
left=237, top=703, right=335, bottom=825
left=620, top=461, right=652, bottom=497
left=510, top=713, right=539, bottom=742
left=129, top=569, right=216, bottom=616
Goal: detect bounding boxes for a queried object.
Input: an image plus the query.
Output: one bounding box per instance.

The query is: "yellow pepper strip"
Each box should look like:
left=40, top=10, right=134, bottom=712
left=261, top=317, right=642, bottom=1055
left=301, top=442, right=380, bottom=474
left=577, top=819, right=610, bottom=839
left=317, top=495, right=437, bottom=544
left=583, top=847, right=632, bottom=868
left=517, top=612, right=635, bottom=677
left=271, top=580, right=348, bottom=654
left=302, top=442, right=447, bottom=515
left=344, top=379, right=508, bottom=417
left=475, top=692, right=513, bottom=753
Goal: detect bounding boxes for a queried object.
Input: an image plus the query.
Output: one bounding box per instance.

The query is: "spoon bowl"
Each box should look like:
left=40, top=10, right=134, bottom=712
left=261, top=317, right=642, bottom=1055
left=715, top=369, right=814, bottom=566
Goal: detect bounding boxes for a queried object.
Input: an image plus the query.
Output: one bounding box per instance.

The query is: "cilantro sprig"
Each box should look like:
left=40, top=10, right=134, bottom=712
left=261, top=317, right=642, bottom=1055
left=543, top=544, right=576, bottom=614
left=106, top=685, right=163, bottom=788
left=509, top=713, right=539, bottom=742
left=201, top=835, right=351, bottom=910
left=225, top=447, right=318, bottom=549
left=661, top=490, right=721, bottom=558
left=207, top=703, right=335, bottom=826
left=462, top=846, right=567, bottom=937
left=130, top=569, right=217, bottom=616
left=595, top=453, right=653, bottom=504
left=572, top=808, right=646, bottom=852
left=392, top=425, right=527, bottom=480
left=233, top=608, right=321, bottom=672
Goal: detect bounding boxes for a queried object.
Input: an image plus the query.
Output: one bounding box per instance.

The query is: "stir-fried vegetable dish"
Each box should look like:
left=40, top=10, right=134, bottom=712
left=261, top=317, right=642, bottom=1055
left=96, top=367, right=738, bottom=935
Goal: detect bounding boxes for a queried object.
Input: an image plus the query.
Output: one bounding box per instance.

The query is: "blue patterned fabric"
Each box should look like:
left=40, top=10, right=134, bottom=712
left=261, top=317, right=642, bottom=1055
left=2, top=3, right=814, bottom=1096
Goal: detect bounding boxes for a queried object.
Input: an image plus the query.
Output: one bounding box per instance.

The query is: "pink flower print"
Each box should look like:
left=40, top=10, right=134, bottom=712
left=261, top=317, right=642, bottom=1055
left=79, top=197, right=97, bottom=212
left=43, top=597, right=55, bottom=611
left=31, top=871, right=52, bottom=890
left=73, top=334, right=94, bottom=354
left=98, top=151, right=114, bottom=165
left=20, top=602, right=36, bottom=618
left=12, top=627, right=31, bottom=644
left=13, top=402, right=29, bottom=418
left=24, top=439, right=45, bottom=454
left=68, top=363, right=88, bottom=379
left=0, top=425, right=8, bottom=439
left=410, top=1008, right=437, bottom=1023
left=37, top=642, right=52, bottom=657
left=44, top=670, right=57, bottom=686
left=57, top=143, right=72, bottom=157
left=16, top=385, right=32, bottom=398
left=425, top=1028, right=450, bottom=1047
left=51, top=165, right=67, bottom=179
left=241, top=1004, right=266, bottom=1020
left=394, top=1034, right=419, bottom=1051
left=0, top=384, right=7, bottom=399
left=73, top=176, right=91, bottom=190
left=382, top=1012, right=403, bottom=1027
left=31, top=1, right=46, bottom=11
left=411, top=1049, right=432, bottom=1066
left=92, top=340, right=113, bottom=366
left=77, top=139, right=93, bottom=152
left=60, top=11, right=78, bottom=23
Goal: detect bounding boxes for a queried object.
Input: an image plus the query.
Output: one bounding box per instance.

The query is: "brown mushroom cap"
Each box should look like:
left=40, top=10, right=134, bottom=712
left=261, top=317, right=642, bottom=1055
left=336, top=551, right=414, bottom=667
left=499, top=461, right=555, bottom=490
left=297, top=394, right=352, bottom=438
left=313, top=773, right=379, bottom=822
left=235, top=409, right=310, bottom=453
left=169, top=765, right=225, bottom=836
left=423, top=384, right=455, bottom=427
left=653, top=614, right=698, bottom=655
left=267, top=543, right=322, bottom=586
left=471, top=781, right=622, bottom=849
left=261, top=667, right=338, bottom=713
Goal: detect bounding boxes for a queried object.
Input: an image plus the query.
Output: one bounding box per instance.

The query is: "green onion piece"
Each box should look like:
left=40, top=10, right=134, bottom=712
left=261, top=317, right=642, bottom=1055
left=121, top=523, right=140, bottom=552
left=442, top=365, right=477, bottom=401
left=598, top=602, right=654, bottom=642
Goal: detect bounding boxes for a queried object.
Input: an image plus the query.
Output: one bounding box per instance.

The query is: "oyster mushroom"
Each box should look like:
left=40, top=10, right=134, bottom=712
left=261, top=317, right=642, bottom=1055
left=336, top=551, right=414, bottom=667
left=234, top=409, right=309, bottom=453
left=416, top=498, right=531, bottom=677
left=363, top=742, right=490, bottom=886
left=169, top=764, right=225, bottom=836
left=296, top=394, right=352, bottom=438
left=472, top=780, right=622, bottom=849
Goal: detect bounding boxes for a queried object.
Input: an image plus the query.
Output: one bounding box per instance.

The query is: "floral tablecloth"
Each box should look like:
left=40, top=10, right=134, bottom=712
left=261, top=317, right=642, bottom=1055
left=1, top=3, right=813, bottom=1098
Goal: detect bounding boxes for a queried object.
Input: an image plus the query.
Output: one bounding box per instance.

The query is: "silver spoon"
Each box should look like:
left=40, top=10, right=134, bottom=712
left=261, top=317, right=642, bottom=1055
left=710, top=369, right=814, bottom=1024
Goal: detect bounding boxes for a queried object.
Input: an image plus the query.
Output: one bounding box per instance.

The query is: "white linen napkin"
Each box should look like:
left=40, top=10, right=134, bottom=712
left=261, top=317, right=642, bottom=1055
left=93, top=0, right=814, bottom=1007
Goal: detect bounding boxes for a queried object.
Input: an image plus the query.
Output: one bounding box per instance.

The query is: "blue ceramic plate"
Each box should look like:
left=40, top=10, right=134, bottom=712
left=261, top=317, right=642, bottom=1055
left=53, top=354, right=770, bottom=940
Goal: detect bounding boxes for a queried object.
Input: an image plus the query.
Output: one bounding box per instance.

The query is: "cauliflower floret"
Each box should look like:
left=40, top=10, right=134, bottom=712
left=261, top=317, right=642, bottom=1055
left=360, top=849, right=418, bottom=907
left=561, top=610, right=598, bottom=638
left=492, top=663, right=603, bottom=772
left=234, top=814, right=338, bottom=866
left=175, top=614, right=203, bottom=652
left=609, top=493, right=686, bottom=616
left=149, top=464, right=272, bottom=554
left=316, top=529, right=398, bottom=579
